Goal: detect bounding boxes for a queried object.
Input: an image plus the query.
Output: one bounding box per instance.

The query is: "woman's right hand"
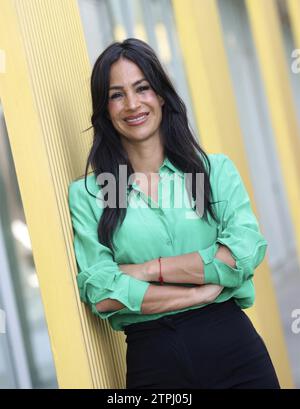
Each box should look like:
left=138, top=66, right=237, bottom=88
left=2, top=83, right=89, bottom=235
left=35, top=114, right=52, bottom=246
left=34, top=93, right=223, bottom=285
left=192, top=284, right=224, bottom=304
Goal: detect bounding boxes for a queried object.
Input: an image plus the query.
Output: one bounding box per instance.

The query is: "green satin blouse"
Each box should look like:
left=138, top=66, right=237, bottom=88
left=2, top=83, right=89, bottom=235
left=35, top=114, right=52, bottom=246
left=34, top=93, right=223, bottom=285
left=68, top=153, right=267, bottom=331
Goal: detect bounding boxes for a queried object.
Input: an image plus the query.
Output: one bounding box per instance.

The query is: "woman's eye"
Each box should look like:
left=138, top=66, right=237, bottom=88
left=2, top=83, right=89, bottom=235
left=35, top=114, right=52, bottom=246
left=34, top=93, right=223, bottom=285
left=109, top=85, right=150, bottom=100
left=137, top=85, right=150, bottom=92
left=109, top=92, right=123, bottom=100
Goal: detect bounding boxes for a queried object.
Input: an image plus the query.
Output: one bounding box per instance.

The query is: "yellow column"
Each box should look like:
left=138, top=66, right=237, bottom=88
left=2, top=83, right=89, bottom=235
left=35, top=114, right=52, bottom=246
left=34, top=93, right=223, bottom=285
left=173, top=0, right=294, bottom=387
left=246, top=0, right=300, bottom=262
left=0, top=0, right=126, bottom=388
left=287, top=0, right=300, bottom=49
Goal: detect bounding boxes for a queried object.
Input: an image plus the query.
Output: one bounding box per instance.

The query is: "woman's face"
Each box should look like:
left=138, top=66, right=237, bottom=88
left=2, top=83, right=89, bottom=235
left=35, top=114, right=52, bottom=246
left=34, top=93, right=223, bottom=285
left=107, top=58, right=164, bottom=144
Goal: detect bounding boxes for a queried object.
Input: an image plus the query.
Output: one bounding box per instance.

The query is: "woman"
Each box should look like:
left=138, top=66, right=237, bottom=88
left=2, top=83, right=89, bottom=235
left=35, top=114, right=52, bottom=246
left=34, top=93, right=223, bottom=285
left=68, top=38, right=280, bottom=389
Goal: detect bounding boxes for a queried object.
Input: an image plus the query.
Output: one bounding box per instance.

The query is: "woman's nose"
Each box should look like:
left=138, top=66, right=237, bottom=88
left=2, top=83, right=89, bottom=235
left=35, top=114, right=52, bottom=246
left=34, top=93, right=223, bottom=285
left=125, top=92, right=141, bottom=111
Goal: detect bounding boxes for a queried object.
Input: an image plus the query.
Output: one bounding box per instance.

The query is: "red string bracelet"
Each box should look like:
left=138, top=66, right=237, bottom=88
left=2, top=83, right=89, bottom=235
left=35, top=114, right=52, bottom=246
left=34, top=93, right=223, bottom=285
left=158, top=257, right=164, bottom=285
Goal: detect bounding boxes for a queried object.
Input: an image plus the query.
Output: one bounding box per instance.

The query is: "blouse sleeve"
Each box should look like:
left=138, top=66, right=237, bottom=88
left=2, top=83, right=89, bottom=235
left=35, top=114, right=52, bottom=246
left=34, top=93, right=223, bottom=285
left=68, top=180, right=150, bottom=320
left=198, top=154, right=268, bottom=288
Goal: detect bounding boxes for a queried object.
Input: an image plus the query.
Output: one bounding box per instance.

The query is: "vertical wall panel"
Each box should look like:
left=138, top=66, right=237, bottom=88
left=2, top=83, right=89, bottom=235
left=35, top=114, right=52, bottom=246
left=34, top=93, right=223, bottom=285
left=246, top=0, right=300, bottom=264
left=287, top=0, right=300, bottom=50
left=0, top=0, right=126, bottom=388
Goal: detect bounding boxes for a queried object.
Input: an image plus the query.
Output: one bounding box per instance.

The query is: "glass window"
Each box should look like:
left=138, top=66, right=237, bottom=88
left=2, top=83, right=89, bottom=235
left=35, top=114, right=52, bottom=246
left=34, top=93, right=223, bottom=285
left=0, top=103, right=58, bottom=389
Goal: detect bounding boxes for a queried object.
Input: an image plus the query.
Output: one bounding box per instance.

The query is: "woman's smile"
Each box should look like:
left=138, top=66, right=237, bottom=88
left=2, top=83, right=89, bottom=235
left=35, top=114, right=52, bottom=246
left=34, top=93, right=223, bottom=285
left=124, top=112, right=149, bottom=126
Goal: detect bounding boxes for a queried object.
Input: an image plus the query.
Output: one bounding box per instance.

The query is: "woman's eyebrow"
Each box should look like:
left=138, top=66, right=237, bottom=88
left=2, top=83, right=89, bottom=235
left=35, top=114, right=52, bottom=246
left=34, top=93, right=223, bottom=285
left=109, top=78, right=147, bottom=91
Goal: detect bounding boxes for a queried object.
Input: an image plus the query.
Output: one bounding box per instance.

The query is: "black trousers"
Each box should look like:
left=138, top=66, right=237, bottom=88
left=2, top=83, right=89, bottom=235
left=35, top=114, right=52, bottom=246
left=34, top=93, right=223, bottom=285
left=124, top=299, right=281, bottom=389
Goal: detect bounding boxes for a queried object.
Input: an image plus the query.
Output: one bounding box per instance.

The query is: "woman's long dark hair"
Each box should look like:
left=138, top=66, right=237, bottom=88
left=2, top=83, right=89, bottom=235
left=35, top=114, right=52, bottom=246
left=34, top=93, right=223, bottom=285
left=82, top=38, right=218, bottom=253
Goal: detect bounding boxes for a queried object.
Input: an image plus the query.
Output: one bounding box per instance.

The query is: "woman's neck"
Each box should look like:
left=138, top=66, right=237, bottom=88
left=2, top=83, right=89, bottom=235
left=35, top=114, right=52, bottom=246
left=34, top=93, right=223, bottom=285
left=125, top=144, right=165, bottom=175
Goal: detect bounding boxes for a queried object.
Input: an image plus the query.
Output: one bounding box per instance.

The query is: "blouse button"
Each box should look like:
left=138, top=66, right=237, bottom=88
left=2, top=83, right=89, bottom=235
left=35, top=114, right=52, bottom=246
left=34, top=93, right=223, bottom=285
left=166, top=239, right=172, bottom=246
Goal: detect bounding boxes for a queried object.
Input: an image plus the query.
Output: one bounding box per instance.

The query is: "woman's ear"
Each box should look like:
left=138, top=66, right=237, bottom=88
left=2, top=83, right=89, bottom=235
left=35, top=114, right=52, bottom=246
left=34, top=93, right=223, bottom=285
left=159, top=96, right=165, bottom=106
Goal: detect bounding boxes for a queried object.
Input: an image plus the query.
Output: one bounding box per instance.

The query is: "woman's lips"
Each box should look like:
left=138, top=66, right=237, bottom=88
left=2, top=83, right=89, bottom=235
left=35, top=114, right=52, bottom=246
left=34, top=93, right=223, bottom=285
left=124, top=112, right=149, bottom=126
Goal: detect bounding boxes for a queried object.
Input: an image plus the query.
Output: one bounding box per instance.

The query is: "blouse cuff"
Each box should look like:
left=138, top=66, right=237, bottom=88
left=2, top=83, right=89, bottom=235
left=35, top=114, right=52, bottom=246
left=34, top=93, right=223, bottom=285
left=76, top=264, right=150, bottom=319
left=92, top=278, right=150, bottom=320
left=198, top=242, right=245, bottom=288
